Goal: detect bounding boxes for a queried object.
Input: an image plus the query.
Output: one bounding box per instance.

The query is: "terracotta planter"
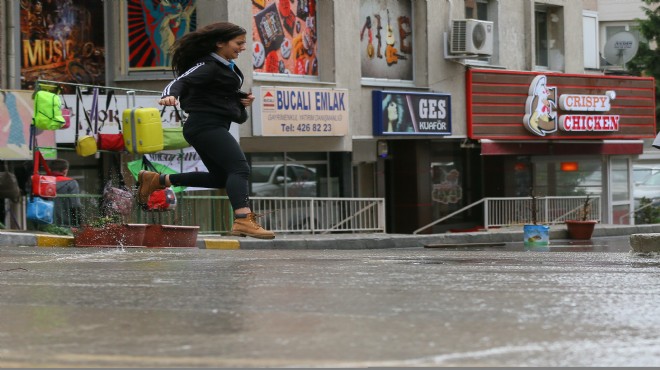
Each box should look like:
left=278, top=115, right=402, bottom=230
left=565, top=220, right=597, bottom=240
left=73, top=224, right=147, bottom=247
left=143, top=224, right=199, bottom=248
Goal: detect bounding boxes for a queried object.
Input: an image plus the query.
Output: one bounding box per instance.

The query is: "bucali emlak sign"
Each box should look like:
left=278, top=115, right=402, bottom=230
left=252, top=86, right=349, bottom=136
left=523, top=75, right=619, bottom=136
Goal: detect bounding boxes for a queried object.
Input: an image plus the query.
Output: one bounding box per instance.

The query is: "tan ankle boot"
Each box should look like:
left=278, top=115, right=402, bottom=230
left=137, top=170, right=165, bottom=205
left=231, top=213, right=275, bottom=240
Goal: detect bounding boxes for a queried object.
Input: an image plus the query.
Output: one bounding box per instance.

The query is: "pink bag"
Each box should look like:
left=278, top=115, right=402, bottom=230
left=60, top=107, right=71, bottom=129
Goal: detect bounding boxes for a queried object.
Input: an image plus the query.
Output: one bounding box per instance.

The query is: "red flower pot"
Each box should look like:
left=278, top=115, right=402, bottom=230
left=143, top=224, right=199, bottom=248
left=565, top=220, right=598, bottom=240
left=73, top=224, right=147, bottom=247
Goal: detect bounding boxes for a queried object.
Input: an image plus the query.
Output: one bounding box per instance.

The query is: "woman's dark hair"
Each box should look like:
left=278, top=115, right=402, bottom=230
left=170, top=22, right=246, bottom=76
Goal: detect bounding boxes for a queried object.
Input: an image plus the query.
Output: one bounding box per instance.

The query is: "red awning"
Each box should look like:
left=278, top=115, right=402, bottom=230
left=480, top=140, right=644, bottom=155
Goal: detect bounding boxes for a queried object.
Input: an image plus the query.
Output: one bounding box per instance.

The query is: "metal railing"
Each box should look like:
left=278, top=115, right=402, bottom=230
left=15, top=194, right=386, bottom=235
left=414, top=196, right=600, bottom=234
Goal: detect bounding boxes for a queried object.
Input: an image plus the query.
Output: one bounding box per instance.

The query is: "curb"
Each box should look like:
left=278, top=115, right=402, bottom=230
left=197, top=239, right=241, bottom=249
left=36, top=235, right=75, bottom=248
left=3, top=224, right=660, bottom=250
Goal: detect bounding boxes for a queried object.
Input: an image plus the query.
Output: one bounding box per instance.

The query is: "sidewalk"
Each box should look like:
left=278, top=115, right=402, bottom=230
left=2, top=223, right=659, bottom=249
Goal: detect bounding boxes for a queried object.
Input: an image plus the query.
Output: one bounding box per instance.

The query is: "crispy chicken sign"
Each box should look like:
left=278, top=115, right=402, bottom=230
left=523, top=75, right=620, bottom=136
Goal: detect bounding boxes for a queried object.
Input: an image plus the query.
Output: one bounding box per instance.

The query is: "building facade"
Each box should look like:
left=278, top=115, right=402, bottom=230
left=0, top=0, right=655, bottom=233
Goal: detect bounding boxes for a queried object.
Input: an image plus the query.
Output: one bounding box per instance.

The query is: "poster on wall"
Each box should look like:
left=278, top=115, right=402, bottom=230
left=20, top=0, right=105, bottom=92
left=372, top=91, right=451, bottom=136
left=0, top=90, right=56, bottom=160
left=360, top=0, right=413, bottom=80
left=127, top=0, right=197, bottom=70
left=251, top=0, right=318, bottom=76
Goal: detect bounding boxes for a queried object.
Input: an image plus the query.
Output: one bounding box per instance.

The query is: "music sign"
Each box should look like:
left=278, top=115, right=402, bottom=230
left=372, top=90, right=452, bottom=136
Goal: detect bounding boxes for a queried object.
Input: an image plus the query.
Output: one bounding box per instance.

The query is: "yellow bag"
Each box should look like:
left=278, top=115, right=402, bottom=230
left=76, top=135, right=98, bottom=157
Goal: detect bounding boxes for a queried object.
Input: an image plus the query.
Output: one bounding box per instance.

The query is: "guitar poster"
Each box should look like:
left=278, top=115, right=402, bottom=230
left=359, top=0, right=413, bottom=80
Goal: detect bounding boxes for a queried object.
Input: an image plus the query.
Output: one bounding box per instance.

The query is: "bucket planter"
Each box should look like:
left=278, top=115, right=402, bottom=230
left=565, top=220, right=597, bottom=240
left=143, top=224, right=200, bottom=248
left=523, top=224, right=550, bottom=247
left=73, top=223, right=147, bottom=247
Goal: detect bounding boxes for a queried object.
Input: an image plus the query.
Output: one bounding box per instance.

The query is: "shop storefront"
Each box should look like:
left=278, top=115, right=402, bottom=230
left=371, top=90, right=481, bottom=233
left=249, top=86, right=351, bottom=198
left=467, top=69, right=656, bottom=224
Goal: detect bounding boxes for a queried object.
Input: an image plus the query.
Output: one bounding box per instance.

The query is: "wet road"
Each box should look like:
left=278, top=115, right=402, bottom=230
left=1, top=236, right=660, bottom=367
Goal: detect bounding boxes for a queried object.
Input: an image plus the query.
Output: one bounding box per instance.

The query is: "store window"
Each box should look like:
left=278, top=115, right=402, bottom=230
left=583, top=11, right=599, bottom=69
left=249, top=152, right=334, bottom=197
left=533, top=158, right=603, bottom=197
left=251, top=0, right=318, bottom=76
left=360, top=0, right=413, bottom=80
left=534, top=4, right=564, bottom=71
left=602, top=25, right=643, bottom=68
left=430, top=145, right=466, bottom=228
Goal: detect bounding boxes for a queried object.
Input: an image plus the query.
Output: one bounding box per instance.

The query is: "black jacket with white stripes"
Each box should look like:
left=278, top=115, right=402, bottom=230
left=161, top=55, right=248, bottom=124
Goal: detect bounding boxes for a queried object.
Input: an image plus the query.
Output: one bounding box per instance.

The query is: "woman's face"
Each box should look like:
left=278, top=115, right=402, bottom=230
left=217, top=34, right=247, bottom=61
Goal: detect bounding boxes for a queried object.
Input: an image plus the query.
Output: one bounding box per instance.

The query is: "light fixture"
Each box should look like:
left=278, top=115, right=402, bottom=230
left=377, top=141, right=389, bottom=158
left=561, top=162, right=578, bottom=172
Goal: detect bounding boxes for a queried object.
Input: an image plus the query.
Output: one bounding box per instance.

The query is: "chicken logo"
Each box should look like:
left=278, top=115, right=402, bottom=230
left=523, top=75, right=557, bottom=136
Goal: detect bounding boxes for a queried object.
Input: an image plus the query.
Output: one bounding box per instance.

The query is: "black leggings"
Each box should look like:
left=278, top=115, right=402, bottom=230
left=168, top=112, right=250, bottom=210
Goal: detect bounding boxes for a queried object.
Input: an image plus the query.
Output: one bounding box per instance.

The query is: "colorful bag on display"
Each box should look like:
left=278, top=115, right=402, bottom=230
left=101, top=181, right=134, bottom=216
left=31, top=150, right=57, bottom=198
left=75, top=135, right=98, bottom=157
left=60, top=94, right=71, bottom=129
left=26, top=196, right=54, bottom=224
left=74, top=86, right=98, bottom=157
left=96, top=90, right=126, bottom=152
left=32, top=90, right=66, bottom=130
left=97, top=133, right=126, bottom=152
left=146, top=187, right=177, bottom=211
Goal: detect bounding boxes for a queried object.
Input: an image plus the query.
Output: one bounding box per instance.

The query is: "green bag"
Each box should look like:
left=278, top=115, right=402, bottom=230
left=33, top=90, right=65, bottom=130
left=160, top=105, right=189, bottom=150
left=163, top=127, right=190, bottom=150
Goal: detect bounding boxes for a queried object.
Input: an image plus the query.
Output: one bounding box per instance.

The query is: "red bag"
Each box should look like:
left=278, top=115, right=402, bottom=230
left=97, top=133, right=126, bottom=151
left=96, top=90, right=126, bottom=152
left=31, top=150, right=57, bottom=198
left=146, top=187, right=177, bottom=211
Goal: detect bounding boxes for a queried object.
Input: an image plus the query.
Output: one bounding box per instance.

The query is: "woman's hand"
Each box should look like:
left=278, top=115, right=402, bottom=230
left=159, top=96, right=178, bottom=106
left=240, top=93, right=255, bottom=107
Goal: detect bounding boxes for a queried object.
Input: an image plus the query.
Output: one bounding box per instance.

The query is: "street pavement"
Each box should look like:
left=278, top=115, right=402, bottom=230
left=1, top=226, right=660, bottom=367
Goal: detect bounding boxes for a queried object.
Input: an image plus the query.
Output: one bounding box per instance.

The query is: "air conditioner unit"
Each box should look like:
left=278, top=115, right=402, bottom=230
left=450, top=19, right=494, bottom=56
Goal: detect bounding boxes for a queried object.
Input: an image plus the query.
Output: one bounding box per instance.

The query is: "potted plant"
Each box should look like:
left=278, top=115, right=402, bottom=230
left=73, top=214, right=147, bottom=247
left=565, top=195, right=598, bottom=240
left=523, top=189, right=550, bottom=247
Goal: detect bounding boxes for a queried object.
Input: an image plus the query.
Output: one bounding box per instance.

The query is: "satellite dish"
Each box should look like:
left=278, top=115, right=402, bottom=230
left=603, top=31, right=639, bottom=69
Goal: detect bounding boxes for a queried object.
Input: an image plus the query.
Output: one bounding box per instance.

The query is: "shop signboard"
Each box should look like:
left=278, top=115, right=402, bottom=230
left=252, top=86, right=349, bottom=136
left=372, top=90, right=452, bottom=136
left=467, top=69, right=656, bottom=140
